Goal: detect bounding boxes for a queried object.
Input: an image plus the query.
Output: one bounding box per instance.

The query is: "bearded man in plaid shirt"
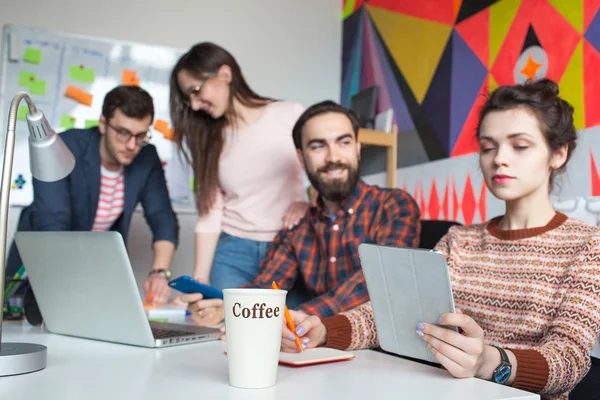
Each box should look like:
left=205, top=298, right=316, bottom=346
left=183, top=101, right=420, bottom=326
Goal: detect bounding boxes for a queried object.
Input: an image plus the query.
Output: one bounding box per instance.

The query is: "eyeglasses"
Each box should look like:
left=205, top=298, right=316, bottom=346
left=183, top=73, right=215, bottom=104
left=106, top=122, right=151, bottom=146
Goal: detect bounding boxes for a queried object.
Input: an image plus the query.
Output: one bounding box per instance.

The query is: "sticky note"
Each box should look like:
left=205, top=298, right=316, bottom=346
left=148, top=318, right=168, bottom=323
left=29, top=80, right=47, bottom=95
left=85, top=119, right=99, bottom=128
left=18, top=71, right=36, bottom=86
left=190, top=177, right=194, bottom=192
left=23, top=47, right=41, bottom=64
left=65, top=85, right=93, bottom=107
left=60, top=114, right=76, bottom=130
left=70, top=65, right=95, bottom=83
left=154, top=119, right=174, bottom=140
left=17, top=106, right=28, bottom=121
left=122, top=69, right=140, bottom=86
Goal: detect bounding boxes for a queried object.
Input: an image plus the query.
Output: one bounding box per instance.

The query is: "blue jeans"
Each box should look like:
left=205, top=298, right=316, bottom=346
left=210, top=232, right=310, bottom=309
left=210, top=232, right=271, bottom=290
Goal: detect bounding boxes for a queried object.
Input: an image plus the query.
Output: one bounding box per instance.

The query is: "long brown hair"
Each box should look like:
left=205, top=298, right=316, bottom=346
left=170, top=42, right=272, bottom=215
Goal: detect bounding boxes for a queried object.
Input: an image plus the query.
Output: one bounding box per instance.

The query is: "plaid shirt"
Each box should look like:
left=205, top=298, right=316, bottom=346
left=247, top=180, right=420, bottom=318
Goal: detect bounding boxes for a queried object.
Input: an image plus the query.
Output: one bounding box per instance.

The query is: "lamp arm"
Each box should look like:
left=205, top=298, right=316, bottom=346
left=0, top=92, right=38, bottom=340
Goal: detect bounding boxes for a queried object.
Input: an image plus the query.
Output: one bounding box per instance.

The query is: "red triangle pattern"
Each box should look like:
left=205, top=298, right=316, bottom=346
left=462, top=174, right=477, bottom=225
left=585, top=0, right=600, bottom=32
left=479, top=182, right=487, bottom=222
left=367, top=0, right=455, bottom=25
left=590, top=151, right=600, bottom=196
left=583, top=40, right=600, bottom=127
left=455, top=8, right=490, bottom=67
left=491, top=0, right=580, bottom=85
left=452, top=178, right=460, bottom=221
left=442, top=179, right=450, bottom=220
left=419, top=183, right=427, bottom=215
left=451, top=79, right=487, bottom=156
left=428, top=180, right=441, bottom=220
left=407, top=176, right=486, bottom=223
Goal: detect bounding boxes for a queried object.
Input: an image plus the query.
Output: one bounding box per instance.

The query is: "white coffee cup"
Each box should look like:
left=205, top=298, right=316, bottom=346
left=223, top=288, right=287, bottom=389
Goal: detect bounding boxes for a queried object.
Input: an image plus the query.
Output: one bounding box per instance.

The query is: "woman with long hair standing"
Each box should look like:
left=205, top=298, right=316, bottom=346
left=170, top=42, right=308, bottom=290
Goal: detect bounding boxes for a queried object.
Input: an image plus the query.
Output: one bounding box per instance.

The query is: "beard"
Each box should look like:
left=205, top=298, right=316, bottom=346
left=306, top=160, right=360, bottom=202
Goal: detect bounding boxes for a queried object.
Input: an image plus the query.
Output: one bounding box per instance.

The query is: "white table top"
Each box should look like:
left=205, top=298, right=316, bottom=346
left=0, top=321, right=539, bottom=400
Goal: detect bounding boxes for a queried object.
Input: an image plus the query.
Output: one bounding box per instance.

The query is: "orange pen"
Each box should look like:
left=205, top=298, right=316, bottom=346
left=271, top=281, right=304, bottom=352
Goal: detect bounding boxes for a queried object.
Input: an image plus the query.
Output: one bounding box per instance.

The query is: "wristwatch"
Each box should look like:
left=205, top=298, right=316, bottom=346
left=148, top=268, right=171, bottom=280
left=491, top=345, right=512, bottom=384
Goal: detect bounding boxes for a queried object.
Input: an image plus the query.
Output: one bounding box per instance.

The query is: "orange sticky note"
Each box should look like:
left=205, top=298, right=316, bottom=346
left=122, top=70, right=140, bottom=86
left=65, top=85, right=93, bottom=107
left=154, top=119, right=175, bottom=140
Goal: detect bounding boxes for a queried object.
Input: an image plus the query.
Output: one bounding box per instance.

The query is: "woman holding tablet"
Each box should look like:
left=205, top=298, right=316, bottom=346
left=282, top=79, right=600, bottom=400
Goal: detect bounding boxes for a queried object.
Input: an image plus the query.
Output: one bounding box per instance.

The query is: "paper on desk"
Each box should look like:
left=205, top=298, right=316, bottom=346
left=278, top=348, right=354, bottom=366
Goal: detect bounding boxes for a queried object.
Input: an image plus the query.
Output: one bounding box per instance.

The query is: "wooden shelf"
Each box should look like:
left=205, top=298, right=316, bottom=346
left=358, top=124, right=398, bottom=188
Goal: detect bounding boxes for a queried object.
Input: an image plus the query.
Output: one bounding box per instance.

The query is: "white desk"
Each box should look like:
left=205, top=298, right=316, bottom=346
left=0, top=321, right=539, bottom=400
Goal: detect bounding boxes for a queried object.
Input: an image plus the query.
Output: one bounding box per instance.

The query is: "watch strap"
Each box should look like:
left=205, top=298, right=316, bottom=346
left=492, top=345, right=510, bottom=363
left=148, top=269, right=171, bottom=279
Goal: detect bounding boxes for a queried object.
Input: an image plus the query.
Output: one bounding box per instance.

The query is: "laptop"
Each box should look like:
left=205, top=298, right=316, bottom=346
left=14, top=231, right=221, bottom=348
left=357, top=244, right=456, bottom=364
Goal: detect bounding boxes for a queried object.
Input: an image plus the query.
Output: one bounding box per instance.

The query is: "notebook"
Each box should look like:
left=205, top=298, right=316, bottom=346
left=278, top=348, right=355, bottom=366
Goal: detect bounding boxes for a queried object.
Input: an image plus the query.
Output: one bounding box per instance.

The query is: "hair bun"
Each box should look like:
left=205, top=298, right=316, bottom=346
left=528, top=78, right=559, bottom=97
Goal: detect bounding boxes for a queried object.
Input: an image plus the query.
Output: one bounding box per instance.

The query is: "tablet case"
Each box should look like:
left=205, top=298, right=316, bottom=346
left=358, top=244, right=455, bottom=364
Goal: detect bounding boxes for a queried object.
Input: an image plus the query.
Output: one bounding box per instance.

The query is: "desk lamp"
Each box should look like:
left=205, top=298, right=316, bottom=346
left=0, top=91, right=75, bottom=375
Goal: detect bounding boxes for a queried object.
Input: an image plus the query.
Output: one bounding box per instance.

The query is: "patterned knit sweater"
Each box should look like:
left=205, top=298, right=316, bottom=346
left=322, top=213, right=600, bottom=400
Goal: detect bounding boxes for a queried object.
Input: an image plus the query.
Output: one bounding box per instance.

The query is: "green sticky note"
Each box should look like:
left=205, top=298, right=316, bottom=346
left=84, top=119, right=99, bottom=128
left=18, top=71, right=36, bottom=86
left=23, top=47, right=41, bottom=64
left=70, top=65, right=95, bottom=83
left=29, top=80, right=46, bottom=95
left=148, top=318, right=168, bottom=323
left=17, top=106, right=28, bottom=121
left=60, top=114, right=76, bottom=130
left=190, top=177, right=194, bottom=192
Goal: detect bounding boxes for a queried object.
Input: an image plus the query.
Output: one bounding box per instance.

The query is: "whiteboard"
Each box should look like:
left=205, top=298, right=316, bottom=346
left=0, top=24, right=196, bottom=211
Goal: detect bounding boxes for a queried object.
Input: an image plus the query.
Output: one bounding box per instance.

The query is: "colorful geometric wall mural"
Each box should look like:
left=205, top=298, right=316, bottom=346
left=342, top=0, right=600, bottom=162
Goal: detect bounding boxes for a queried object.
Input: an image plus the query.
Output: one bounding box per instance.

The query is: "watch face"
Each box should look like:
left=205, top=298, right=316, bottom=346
left=494, top=364, right=511, bottom=384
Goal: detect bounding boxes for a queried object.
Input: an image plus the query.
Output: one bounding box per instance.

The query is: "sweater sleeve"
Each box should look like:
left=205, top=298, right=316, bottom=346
left=195, top=188, right=224, bottom=233
left=506, top=236, right=600, bottom=395
left=321, top=302, right=380, bottom=350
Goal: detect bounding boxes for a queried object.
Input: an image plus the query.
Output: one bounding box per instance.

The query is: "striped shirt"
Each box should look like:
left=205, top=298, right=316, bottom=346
left=92, top=166, right=124, bottom=231
left=322, top=213, right=600, bottom=400
left=246, top=180, right=420, bottom=317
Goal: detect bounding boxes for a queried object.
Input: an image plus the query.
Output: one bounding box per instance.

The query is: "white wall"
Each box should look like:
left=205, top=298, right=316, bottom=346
left=0, top=0, right=342, bottom=107
left=3, top=0, right=342, bottom=286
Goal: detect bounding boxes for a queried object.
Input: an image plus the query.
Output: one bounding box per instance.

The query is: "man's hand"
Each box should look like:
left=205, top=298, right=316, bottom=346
left=143, top=274, right=171, bottom=305
left=182, top=293, right=224, bottom=327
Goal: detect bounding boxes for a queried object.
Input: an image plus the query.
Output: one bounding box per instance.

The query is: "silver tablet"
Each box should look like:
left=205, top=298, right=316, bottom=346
left=358, top=244, right=455, bottom=364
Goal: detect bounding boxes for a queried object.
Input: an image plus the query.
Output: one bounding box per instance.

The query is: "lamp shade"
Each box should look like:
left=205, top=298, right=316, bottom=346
left=26, top=110, right=75, bottom=182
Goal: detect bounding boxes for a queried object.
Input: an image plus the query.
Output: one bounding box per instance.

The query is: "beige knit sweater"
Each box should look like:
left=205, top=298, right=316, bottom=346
left=322, top=213, right=600, bottom=400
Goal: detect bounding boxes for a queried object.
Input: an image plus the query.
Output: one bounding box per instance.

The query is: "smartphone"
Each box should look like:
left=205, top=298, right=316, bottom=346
left=168, top=276, right=224, bottom=299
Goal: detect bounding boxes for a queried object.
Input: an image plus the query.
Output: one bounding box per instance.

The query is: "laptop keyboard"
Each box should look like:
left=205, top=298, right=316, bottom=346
left=151, top=328, right=195, bottom=339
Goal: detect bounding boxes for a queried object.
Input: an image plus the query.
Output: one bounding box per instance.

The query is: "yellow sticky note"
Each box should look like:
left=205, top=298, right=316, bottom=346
left=29, top=80, right=46, bottom=95
left=19, top=71, right=36, bottom=86
left=17, top=106, right=28, bottom=121
left=23, top=48, right=41, bottom=64
left=85, top=119, right=99, bottom=128
left=70, top=65, right=95, bottom=83
left=59, top=114, right=76, bottom=130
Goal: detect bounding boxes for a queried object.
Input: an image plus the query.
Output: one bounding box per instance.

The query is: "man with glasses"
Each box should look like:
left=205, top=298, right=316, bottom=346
left=7, top=86, right=179, bottom=305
